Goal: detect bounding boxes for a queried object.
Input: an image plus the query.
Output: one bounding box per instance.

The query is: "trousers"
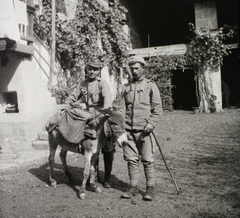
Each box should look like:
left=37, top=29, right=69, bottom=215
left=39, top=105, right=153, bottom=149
left=123, top=130, right=156, bottom=187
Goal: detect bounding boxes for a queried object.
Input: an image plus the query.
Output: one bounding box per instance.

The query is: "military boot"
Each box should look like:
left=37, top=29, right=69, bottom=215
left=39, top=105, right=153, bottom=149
left=121, top=163, right=139, bottom=198
left=143, top=163, right=155, bottom=201
left=143, top=186, right=154, bottom=201
left=121, top=186, right=139, bottom=199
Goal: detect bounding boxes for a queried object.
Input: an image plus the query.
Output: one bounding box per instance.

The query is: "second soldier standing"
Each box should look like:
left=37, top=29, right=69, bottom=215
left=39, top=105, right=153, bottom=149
left=121, top=55, right=163, bottom=201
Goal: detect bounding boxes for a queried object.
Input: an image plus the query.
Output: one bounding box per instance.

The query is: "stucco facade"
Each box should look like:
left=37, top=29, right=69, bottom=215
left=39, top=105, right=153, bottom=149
left=0, top=0, right=56, bottom=145
left=0, top=53, right=56, bottom=144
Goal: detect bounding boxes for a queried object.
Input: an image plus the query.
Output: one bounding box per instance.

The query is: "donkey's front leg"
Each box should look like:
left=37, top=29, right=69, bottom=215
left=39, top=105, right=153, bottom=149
left=89, top=152, right=102, bottom=193
left=59, top=149, right=74, bottom=182
left=48, top=133, right=58, bottom=188
left=48, top=147, right=57, bottom=188
left=49, top=149, right=57, bottom=188
left=79, top=152, right=92, bottom=200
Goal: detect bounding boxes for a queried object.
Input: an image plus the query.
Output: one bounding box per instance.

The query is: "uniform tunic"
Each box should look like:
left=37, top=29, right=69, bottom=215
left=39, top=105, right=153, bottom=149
left=123, top=77, right=162, bottom=130
left=67, top=77, right=113, bottom=151
left=67, top=77, right=112, bottom=113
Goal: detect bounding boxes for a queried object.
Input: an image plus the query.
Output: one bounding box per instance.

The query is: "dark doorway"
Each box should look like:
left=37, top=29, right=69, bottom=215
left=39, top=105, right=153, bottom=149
left=221, top=49, right=240, bottom=107
left=172, top=69, right=198, bottom=110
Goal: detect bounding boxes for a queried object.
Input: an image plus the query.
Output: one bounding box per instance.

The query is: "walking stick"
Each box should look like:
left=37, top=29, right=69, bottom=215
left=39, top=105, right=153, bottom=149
left=152, top=131, right=180, bottom=195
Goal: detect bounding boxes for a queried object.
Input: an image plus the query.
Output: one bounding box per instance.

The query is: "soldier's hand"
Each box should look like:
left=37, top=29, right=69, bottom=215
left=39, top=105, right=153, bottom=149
left=143, top=123, right=154, bottom=135
left=87, top=118, right=98, bottom=126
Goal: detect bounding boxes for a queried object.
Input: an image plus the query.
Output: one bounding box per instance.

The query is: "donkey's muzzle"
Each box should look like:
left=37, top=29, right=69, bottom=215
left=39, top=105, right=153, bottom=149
left=116, top=131, right=129, bottom=148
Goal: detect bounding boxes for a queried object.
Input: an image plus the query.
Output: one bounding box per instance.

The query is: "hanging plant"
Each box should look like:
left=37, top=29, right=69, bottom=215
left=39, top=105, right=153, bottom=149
left=185, top=23, right=234, bottom=112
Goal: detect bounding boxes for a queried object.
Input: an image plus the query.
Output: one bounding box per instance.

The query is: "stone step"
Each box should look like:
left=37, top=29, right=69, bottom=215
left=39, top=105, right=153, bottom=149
left=38, top=131, right=48, bottom=141
left=32, top=140, right=49, bottom=150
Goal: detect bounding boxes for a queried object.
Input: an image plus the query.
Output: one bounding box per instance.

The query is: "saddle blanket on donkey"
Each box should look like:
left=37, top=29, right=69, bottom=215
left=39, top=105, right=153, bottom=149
left=45, top=107, right=95, bottom=144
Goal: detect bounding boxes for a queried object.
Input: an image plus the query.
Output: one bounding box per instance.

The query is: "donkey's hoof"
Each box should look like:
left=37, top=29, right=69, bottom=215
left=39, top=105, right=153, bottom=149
left=79, top=192, right=86, bottom=200
left=103, top=182, right=111, bottom=188
left=95, top=186, right=102, bottom=193
left=51, top=181, right=57, bottom=188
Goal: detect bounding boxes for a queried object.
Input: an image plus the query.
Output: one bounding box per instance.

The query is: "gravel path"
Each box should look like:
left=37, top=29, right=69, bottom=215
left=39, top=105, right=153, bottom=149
left=0, top=109, right=239, bottom=218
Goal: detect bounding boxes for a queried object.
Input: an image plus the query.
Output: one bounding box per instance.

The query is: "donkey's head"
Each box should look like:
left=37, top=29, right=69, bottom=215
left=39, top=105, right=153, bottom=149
left=99, top=107, right=128, bottom=147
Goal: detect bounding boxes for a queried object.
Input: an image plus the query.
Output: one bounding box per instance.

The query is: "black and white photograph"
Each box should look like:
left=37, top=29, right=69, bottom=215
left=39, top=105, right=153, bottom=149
left=0, top=0, right=239, bottom=217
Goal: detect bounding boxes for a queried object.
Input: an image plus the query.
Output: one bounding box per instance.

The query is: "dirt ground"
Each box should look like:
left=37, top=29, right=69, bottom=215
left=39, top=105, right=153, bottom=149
left=0, top=109, right=240, bottom=218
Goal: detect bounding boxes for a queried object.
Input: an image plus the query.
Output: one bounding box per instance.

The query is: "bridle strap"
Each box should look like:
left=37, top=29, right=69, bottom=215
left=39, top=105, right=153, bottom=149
left=112, top=130, right=125, bottom=134
left=107, top=121, right=125, bottom=136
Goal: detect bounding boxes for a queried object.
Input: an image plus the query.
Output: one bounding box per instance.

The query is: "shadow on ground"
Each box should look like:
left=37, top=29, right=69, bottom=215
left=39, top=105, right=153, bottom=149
left=28, top=162, right=129, bottom=195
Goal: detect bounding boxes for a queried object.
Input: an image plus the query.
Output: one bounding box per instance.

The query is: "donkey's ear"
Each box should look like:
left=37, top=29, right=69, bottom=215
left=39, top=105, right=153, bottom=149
left=104, top=120, right=112, bottom=137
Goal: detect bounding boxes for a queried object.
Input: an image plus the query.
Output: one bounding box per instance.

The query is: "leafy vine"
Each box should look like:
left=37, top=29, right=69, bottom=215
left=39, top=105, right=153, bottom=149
left=34, top=0, right=131, bottom=102
left=186, top=23, right=234, bottom=72
left=144, top=55, right=186, bottom=111
left=185, top=23, right=234, bottom=111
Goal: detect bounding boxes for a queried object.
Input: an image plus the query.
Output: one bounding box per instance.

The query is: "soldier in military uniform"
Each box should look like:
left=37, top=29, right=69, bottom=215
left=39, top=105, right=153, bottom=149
left=66, top=58, right=114, bottom=188
left=121, top=55, right=163, bottom=201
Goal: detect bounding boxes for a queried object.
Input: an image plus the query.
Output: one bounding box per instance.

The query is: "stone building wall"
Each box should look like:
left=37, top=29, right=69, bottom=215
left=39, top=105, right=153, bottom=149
left=195, top=1, right=218, bottom=30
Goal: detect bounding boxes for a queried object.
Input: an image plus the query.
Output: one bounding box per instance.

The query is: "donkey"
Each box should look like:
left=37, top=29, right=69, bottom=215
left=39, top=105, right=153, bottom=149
left=47, top=107, right=128, bottom=200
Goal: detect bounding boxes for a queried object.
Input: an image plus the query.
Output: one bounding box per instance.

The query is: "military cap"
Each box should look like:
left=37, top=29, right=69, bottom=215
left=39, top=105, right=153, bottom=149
left=86, top=58, right=102, bottom=68
left=128, top=55, right=146, bottom=66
